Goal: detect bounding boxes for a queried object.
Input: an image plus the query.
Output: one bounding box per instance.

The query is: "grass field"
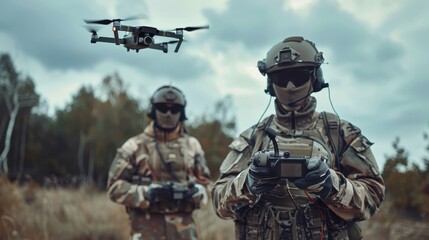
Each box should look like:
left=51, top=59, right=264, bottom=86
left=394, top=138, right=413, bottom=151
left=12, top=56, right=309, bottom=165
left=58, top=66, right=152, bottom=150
left=1, top=178, right=428, bottom=240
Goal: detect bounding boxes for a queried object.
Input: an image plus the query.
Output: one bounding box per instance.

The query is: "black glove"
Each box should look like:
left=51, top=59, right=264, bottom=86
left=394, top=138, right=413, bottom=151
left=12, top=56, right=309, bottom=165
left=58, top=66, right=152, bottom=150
left=292, top=156, right=333, bottom=199
left=144, top=183, right=164, bottom=202
left=246, top=151, right=281, bottom=195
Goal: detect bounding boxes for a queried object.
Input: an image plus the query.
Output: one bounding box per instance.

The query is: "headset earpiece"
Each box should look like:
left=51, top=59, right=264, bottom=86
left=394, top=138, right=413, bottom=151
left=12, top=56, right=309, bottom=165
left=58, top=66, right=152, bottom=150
left=265, top=77, right=276, bottom=96
left=257, top=60, right=276, bottom=96
left=312, top=67, right=328, bottom=92
left=257, top=60, right=267, bottom=76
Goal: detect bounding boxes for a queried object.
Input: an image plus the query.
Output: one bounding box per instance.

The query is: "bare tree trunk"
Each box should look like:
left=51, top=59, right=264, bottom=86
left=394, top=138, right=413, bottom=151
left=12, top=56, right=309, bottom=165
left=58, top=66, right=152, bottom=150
left=0, top=102, right=19, bottom=175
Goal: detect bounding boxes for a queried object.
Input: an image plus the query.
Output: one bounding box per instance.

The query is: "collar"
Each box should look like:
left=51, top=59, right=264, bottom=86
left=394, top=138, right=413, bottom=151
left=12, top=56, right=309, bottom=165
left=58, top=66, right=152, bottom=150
left=144, top=121, right=184, bottom=142
left=274, top=96, right=319, bottom=130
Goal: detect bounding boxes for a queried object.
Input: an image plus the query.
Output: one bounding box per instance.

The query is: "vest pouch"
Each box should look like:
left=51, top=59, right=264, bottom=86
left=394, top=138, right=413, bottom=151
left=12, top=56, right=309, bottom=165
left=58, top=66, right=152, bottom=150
left=297, top=203, right=327, bottom=240
left=234, top=203, right=276, bottom=240
left=323, top=207, right=349, bottom=240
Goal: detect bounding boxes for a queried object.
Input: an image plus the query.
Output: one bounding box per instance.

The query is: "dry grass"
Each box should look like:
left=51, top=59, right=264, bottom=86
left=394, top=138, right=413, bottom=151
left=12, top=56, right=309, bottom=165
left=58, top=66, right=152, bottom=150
left=0, top=177, right=233, bottom=240
left=194, top=203, right=235, bottom=240
left=2, top=177, right=428, bottom=240
left=360, top=202, right=429, bottom=240
left=0, top=177, right=129, bottom=240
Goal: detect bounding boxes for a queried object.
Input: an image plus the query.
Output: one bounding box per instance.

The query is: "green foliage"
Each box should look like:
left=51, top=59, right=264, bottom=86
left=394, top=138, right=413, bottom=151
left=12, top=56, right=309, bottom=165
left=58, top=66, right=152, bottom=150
left=45, top=73, right=147, bottom=186
left=382, top=134, right=429, bottom=217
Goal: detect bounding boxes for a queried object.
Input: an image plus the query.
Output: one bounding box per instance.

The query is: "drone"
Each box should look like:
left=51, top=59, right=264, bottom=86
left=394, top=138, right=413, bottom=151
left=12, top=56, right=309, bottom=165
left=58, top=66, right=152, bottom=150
left=84, top=16, right=209, bottom=53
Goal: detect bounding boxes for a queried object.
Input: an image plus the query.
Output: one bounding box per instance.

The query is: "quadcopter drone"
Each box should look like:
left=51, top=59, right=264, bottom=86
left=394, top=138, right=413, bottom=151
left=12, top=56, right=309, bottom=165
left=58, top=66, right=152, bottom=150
left=84, top=16, right=209, bottom=53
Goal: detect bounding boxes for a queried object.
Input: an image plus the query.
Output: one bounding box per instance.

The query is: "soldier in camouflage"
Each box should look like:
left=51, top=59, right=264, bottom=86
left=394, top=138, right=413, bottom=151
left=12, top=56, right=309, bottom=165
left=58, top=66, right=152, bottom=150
left=211, top=36, right=385, bottom=240
left=107, top=85, right=211, bottom=240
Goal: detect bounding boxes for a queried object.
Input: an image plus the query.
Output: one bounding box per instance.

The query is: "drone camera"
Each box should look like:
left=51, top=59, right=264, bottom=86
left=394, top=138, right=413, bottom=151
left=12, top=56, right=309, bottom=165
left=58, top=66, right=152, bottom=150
left=143, top=36, right=153, bottom=45
left=137, top=36, right=153, bottom=45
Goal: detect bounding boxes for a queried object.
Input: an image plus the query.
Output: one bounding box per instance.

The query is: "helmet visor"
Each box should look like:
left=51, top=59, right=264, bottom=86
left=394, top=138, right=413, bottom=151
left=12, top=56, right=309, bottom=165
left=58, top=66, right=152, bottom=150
left=269, top=68, right=313, bottom=87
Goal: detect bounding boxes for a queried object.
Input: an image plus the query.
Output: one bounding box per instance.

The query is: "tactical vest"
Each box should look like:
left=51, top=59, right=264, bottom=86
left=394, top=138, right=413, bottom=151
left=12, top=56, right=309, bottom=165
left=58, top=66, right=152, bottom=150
left=236, top=112, right=355, bottom=240
left=131, top=134, right=198, bottom=214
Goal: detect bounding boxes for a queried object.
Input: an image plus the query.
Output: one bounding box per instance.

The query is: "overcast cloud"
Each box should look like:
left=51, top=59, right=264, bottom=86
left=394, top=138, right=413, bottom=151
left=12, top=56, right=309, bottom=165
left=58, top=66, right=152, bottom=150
left=1, top=0, right=428, bottom=169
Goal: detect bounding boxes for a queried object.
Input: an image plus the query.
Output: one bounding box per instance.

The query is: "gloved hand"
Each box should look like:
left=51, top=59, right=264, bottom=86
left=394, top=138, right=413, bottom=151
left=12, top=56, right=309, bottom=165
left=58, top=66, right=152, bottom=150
left=246, top=150, right=281, bottom=195
left=293, top=156, right=333, bottom=199
left=143, top=183, right=163, bottom=202
left=191, top=183, right=208, bottom=207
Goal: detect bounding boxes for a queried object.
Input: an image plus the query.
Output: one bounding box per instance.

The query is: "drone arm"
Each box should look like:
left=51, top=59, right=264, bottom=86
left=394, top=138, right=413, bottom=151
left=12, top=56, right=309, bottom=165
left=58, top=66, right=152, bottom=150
left=147, top=43, right=168, bottom=53
left=174, top=39, right=183, bottom=52
left=117, top=25, right=136, bottom=33
left=95, top=37, right=124, bottom=44
left=157, top=30, right=181, bottom=39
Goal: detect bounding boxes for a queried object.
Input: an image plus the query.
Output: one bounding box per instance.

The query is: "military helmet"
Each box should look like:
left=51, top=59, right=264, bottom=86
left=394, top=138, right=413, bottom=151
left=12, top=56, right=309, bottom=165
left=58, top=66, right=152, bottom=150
left=150, top=85, right=186, bottom=106
left=263, top=36, right=324, bottom=73
left=258, top=36, right=328, bottom=95
left=148, top=85, right=187, bottom=121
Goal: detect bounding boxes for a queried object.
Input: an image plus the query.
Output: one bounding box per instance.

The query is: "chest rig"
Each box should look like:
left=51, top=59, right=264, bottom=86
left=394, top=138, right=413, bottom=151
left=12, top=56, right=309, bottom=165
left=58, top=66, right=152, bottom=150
left=130, top=134, right=199, bottom=214
left=145, top=136, right=192, bottom=182
left=236, top=112, right=348, bottom=240
left=253, top=112, right=342, bottom=171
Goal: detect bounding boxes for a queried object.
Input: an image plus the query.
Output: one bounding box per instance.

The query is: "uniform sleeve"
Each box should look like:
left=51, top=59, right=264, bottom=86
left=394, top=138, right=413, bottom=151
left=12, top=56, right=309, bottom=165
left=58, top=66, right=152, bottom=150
left=106, top=137, right=151, bottom=209
left=188, top=137, right=211, bottom=184
left=324, top=120, right=385, bottom=221
left=210, top=135, right=259, bottom=220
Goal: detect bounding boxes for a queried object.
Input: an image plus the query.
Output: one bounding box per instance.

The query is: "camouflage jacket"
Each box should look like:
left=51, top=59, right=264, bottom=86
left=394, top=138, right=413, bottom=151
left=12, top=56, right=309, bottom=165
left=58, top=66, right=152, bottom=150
left=107, top=121, right=210, bottom=238
left=211, top=97, right=385, bottom=239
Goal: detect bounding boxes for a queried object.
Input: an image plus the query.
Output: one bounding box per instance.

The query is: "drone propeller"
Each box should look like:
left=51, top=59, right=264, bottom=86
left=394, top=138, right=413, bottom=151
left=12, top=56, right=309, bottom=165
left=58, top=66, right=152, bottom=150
left=167, top=25, right=209, bottom=32
left=84, top=25, right=101, bottom=35
left=84, top=14, right=147, bottom=25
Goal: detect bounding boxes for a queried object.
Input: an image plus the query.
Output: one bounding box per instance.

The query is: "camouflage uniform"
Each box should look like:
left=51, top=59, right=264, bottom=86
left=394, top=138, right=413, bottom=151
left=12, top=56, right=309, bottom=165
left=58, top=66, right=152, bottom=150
left=107, top=121, right=210, bottom=240
left=211, top=97, right=385, bottom=239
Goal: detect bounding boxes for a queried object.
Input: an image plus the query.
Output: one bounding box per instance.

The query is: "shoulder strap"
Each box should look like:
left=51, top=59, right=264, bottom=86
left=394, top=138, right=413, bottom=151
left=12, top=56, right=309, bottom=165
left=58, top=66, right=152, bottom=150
left=153, top=126, right=181, bottom=182
left=250, top=114, right=275, bottom=156
left=321, top=111, right=343, bottom=171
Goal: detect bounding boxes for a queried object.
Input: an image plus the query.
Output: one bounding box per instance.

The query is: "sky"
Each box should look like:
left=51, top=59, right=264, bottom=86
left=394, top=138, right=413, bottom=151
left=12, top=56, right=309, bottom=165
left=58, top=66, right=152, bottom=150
left=1, top=0, right=428, bottom=169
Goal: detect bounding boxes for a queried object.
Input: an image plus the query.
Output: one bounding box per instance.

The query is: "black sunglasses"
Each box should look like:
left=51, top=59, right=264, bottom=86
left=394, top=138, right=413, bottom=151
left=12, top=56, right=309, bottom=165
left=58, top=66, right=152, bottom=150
left=268, top=68, right=314, bottom=87
left=155, top=104, right=183, bottom=114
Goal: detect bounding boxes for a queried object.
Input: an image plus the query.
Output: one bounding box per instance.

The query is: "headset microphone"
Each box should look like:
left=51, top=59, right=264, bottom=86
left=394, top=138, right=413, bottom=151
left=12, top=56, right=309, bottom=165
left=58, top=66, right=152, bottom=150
left=285, top=82, right=329, bottom=106
left=286, top=92, right=312, bottom=106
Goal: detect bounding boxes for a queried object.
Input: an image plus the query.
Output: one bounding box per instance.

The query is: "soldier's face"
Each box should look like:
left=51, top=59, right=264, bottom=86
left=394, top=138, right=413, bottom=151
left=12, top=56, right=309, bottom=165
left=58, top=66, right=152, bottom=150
left=154, top=103, right=182, bottom=130
left=270, top=68, right=313, bottom=111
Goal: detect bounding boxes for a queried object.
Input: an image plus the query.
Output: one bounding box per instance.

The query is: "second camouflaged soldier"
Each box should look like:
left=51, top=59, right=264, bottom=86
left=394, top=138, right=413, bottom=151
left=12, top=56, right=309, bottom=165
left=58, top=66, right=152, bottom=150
left=211, top=36, right=385, bottom=239
left=107, top=85, right=211, bottom=240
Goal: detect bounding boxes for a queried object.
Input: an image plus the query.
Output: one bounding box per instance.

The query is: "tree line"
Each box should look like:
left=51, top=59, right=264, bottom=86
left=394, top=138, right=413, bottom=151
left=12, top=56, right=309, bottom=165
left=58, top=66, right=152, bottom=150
left=1, top=52, right=429, bottom=216
left=0, top=53, right=234, bottom=188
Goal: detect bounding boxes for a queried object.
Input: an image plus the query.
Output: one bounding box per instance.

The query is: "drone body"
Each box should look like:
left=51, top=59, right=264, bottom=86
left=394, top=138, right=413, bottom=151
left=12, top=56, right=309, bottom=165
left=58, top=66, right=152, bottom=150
left=84, top=18, right=208, bottom=53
